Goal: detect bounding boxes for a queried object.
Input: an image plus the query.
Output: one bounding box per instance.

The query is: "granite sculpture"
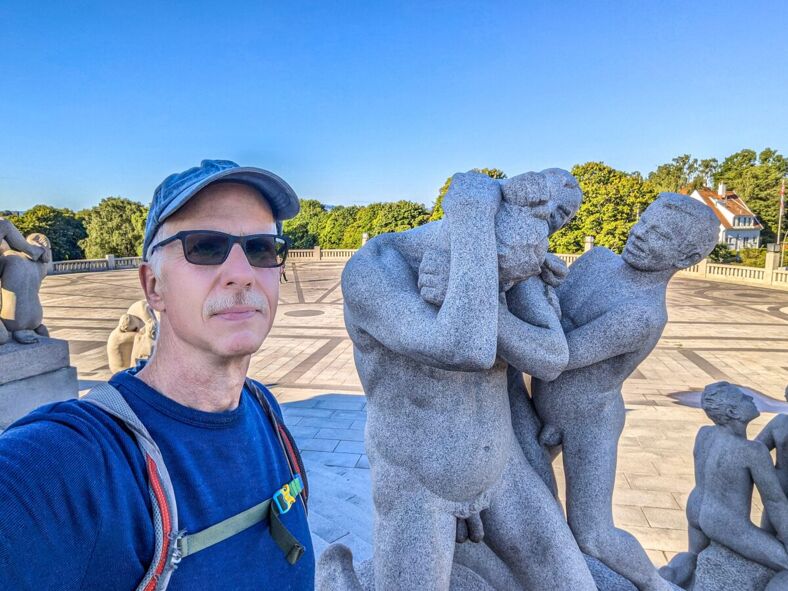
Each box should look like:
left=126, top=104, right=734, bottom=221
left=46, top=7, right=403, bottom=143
left=526, top=193, right=718, bottom=590
left=757, top=386, right=788, bottom=537
left=318, top=170, right=597, bottom=590
left=106, top=300, right=158, bottom=372
left=660, top=382, right=788, bottom=591
left=0, top=229, right=52, bottom=345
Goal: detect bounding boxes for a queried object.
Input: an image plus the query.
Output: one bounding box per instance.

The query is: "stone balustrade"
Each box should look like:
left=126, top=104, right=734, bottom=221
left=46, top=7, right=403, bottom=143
left=46, top=242, right=788, bottom=291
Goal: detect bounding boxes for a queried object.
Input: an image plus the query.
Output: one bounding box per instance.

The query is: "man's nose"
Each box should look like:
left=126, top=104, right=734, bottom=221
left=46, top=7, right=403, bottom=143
left=220, top=243, right=255, bottom=287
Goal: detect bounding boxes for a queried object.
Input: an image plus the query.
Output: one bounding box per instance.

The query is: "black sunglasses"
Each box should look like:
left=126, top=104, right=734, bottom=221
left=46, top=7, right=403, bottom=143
left=150, top=230, right=289, bottom=268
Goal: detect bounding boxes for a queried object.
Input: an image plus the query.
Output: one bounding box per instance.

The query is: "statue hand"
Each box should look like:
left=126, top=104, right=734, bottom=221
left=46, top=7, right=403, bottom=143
left=418, top=249, right=449, bottom=306
left=539, top=253, right=568, bottom=288
left=442, top=171, right=501, bottom=221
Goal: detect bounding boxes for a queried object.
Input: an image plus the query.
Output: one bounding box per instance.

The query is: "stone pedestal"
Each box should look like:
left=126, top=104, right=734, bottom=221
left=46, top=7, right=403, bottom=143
left=693, top=542, right=776, bottom=591
left=0, top=337, right=78, bottom=430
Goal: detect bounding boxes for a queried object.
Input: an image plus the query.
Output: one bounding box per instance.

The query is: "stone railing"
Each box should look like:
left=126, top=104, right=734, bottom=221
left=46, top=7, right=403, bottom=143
left=45, top=244, right=788, bottom=291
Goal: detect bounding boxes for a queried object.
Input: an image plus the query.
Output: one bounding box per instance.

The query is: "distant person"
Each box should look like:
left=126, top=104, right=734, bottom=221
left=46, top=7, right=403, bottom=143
left=0, top=160, right=315, bottom=590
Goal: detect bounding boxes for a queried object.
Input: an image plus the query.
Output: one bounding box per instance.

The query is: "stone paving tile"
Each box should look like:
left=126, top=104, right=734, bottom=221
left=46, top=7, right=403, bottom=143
left=44, top=265, right=788, bottom=569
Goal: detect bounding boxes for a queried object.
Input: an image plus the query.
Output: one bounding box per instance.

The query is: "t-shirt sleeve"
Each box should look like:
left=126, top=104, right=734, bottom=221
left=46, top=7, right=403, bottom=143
left=0, top=408, right=107, bottom=590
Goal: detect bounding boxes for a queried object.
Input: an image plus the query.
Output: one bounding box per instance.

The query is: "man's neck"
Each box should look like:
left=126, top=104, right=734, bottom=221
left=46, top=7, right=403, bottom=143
left=136, top=330, right=251, bottom=413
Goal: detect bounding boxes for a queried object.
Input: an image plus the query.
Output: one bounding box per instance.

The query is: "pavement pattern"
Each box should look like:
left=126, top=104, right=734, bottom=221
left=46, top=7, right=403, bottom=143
left=39, top=261, right=788, bottom=567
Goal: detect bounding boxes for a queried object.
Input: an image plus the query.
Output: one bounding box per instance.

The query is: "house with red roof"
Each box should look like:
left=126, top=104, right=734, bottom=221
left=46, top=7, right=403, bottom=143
left=684, top=183, right=762, bottom=249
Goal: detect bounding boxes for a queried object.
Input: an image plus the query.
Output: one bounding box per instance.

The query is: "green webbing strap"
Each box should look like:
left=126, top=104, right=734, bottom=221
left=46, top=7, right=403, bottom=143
left=175, top=494, right=305, bottom=565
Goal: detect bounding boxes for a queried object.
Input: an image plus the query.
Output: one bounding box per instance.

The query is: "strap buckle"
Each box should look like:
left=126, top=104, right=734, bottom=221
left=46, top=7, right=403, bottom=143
left=273, top=475, right=303, bottom=515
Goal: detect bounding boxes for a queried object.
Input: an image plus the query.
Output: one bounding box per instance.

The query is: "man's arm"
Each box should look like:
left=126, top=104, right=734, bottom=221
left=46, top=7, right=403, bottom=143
left=750, top=441, right=788, bottom=544
left=497, top=277, right=568, bottom=381
left=343, top=172, right=501, bottom=371
left=563, top=305, right=651, bottom=371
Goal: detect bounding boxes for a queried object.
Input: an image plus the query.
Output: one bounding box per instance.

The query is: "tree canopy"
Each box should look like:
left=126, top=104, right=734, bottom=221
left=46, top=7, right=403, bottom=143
left=282, top=199, right=327, bottom=248
left=7, top=205, right=87, bottom=260
left=550, top=162, right=658, bottom=254
left=647, top=154, right=719, bottom=194
left=79, top=197, right=148, bottom=258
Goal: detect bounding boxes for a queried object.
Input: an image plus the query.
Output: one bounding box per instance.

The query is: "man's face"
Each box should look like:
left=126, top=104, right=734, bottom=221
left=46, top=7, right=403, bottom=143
left=734, top=393, right=760, bottom=424
left=622, top=204, right=695, bottom=272
left=145, top=183, right=280, bottom=360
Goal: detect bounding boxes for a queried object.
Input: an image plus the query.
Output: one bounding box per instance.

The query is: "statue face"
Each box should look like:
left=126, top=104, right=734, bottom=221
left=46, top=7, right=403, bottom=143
left=734, top=393, right=760, bottom=423
left=543, top=169, right=582, bottom=235
left=622, top=202, right=698, bottom=272
left=144, top=182, right=280, bottom=360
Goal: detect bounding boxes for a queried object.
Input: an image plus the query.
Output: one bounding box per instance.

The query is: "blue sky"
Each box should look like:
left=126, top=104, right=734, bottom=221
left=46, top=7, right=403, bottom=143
left=1, top=1, right=786, bottom=211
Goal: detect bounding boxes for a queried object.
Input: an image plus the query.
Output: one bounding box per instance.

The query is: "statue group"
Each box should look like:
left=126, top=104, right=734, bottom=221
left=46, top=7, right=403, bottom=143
left=0, top=218, right=51, bottom=345
left=316, top=170, right=788, bottom=590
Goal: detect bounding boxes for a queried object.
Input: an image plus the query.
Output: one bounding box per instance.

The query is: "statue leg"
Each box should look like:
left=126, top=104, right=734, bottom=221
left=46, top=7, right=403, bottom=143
left=562, top=395, right=672, bottom=591
left=0, top=320, right=9, bottom=345
left=705, top=519, right=788, bottom=572
left=371, top=458, right=457, bottom=591
left=12, top=330, right=38, bottom=344
left=481, top=443, right=596, bottom=590
left=34, top=324, right=49, bottom=337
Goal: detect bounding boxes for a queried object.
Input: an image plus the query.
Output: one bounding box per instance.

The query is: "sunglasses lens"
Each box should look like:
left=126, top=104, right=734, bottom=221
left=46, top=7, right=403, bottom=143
left=245, top=236, right=287, bottom=267
left=183, top=233, right=230, bottom=264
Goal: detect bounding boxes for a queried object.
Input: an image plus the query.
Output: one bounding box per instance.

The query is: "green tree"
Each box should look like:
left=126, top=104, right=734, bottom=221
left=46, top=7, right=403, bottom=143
left=550, top=162, right=658, bottom=254
left=282, top=199, right=327, bottom=248
left=714, top=148, right=788, bottom=242
left=430, top=168, right=507, bottom=221
left=341, top=203, right=384, bottom=248
left=370, top=200, right=430, bottom=235
left=647, top=154, right=718, bottom=193
left=79, top=197, right=148, bottom=258
left=8, top=205, right=87, bottom=261
left=317, top=205, right=361, bottom=248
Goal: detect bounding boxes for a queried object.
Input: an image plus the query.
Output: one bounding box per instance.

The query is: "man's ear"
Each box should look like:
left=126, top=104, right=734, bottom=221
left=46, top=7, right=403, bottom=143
left=139, top=264, right=165, bottom=313
left=725, top=406, right=741, bottom=421
left=675, top=251, right=702, bottom=270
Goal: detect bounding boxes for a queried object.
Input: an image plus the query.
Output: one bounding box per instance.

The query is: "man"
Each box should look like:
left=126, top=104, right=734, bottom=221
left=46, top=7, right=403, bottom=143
left=530, top=193, right=719, bottom=591
left=0, top=231, right=51, bottom=344
left=321, top=171, right=596, bottom=590
left=660, top=382, right=788, bottom=588
left=0, top=160, right=314, bottom=590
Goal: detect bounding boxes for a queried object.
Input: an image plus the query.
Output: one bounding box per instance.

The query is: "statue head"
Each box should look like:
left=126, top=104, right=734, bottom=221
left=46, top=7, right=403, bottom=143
left=542, top=168, right=582, bottom=234
left=621, top=193, right=718, bottom=273
left=27, top=233, right=52, bottom=263
left=701, top=381, right=759, bottom=426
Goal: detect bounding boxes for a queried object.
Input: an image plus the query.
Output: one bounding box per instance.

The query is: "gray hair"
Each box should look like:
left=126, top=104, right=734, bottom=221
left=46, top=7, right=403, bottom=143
left=145, top=222, right=170, bottom=279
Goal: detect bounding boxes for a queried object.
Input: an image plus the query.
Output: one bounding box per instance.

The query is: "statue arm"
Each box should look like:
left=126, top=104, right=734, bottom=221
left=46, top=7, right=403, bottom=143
left=563, top=305, right=650, bottom=371
left=756, top=420, right=777, bottom=451
left=750, top=442, right=788, bottom=543
left=0, top=219, right=40, bottom=260
left=497, top=278, right=568, bottom=381
left=343, top=174, right=501, bottom=371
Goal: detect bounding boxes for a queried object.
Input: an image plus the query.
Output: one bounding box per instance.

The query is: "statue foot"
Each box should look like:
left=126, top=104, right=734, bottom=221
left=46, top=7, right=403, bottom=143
left=13, top=330, right=39, bottom=344
left=34, top=324, right=49, bottom=337
left=316, top=543, right=364, bottom=591
left=0, top=327, right=9, bottom=345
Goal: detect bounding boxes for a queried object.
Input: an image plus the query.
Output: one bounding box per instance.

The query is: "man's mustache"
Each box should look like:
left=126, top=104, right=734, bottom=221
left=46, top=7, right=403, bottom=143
left=204, top=291, right=269, bottom=317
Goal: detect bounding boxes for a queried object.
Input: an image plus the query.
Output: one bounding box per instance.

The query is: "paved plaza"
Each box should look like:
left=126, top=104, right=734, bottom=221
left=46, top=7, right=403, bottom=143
left=39, top=262, right=788, bottom=566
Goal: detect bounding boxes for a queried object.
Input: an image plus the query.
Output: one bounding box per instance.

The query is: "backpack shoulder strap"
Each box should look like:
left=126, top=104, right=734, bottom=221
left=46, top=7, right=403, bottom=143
left=83, top=384, right=181, bottom=591
left=245, top=380, right=309, bottom=508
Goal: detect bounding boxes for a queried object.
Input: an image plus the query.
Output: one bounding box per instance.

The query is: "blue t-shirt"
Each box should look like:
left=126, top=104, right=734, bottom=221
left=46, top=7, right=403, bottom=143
left=0, top=371, right=314, bottom=590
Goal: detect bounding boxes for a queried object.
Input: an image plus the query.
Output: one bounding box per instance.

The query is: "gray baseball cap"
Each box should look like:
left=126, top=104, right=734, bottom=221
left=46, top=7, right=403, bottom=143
left=142, top=159, right=300, bottom=260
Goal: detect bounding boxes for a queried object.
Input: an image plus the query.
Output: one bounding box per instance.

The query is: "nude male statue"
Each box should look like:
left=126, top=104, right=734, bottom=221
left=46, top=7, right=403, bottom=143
left=0, top=232, right=52, bottom=344
left=324, top=171, right=596, bottom=590
left=757, top=386, right=788, bottom=537
left=530, top=193, right=719, bottom=591
left=660, top=382, right=788, bottom=590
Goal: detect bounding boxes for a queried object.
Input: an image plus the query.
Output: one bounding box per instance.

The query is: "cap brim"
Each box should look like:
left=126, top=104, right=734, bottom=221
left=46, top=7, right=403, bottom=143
left=158, top=166, right=300, bottom=225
